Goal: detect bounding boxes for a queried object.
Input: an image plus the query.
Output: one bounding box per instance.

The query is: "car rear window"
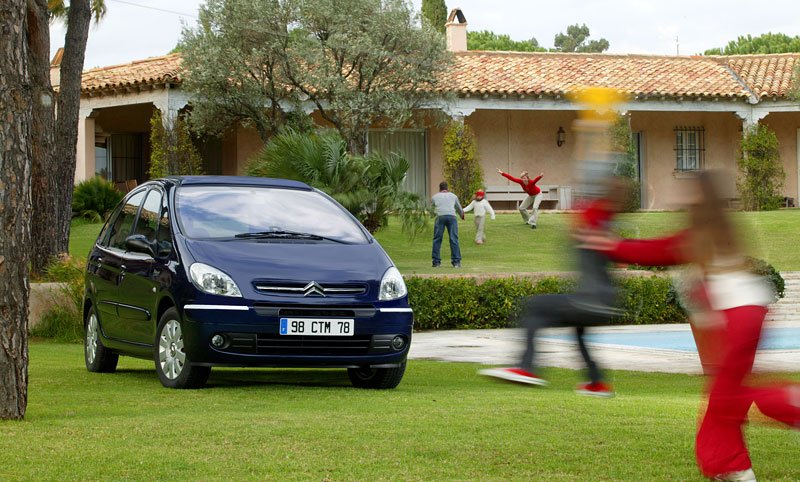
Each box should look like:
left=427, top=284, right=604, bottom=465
left=175, top=185, right=369, bottom=244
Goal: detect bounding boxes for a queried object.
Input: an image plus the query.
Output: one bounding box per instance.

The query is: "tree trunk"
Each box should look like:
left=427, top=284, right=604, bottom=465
left=27, top=0, right=59, bottom=277
left=54, top=0, right=92, bottom=253
left=0, top=0, right=33, bottom=420
left=347, top=132, right=368, bottom=156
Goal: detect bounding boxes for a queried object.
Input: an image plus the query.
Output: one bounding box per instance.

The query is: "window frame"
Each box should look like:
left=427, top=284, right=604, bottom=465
left=674, top=126, right=706, bottom=172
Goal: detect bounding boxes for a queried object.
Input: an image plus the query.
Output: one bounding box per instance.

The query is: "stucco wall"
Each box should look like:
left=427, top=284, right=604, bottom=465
left=234, top=126, right=264, bottom=174
left=629, top=111, right=741, bottom=209
left=428, top=109, right=579, bottom=200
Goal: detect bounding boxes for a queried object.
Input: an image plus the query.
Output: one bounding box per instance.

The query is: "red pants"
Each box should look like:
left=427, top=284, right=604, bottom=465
left=695, top=305, right=800, bottom=477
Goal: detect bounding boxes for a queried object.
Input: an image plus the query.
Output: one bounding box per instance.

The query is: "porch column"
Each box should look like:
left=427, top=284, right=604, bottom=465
left=444, top=106, right=475, bottom=122
left=152, top=84, right=189, bottom=126
left=75, top=107, right=96, bottom=183
left=735, top=108, right=769, bottom=131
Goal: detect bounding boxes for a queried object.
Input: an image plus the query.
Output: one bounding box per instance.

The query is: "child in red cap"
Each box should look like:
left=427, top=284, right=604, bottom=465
left=463, top=190, right=496, bottom=244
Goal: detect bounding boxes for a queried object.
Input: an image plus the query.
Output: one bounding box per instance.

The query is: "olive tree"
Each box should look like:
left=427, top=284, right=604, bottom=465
left=180, top=0, right=298, bottom=143
left=181, top=0, right=452, bottom=154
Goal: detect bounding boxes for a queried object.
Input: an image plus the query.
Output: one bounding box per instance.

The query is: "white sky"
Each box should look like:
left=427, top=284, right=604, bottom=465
left=50, top=0, right=800, bottom=70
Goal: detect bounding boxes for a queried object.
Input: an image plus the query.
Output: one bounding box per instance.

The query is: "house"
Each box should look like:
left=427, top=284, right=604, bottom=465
left=65, top=8, right=800, bottom=210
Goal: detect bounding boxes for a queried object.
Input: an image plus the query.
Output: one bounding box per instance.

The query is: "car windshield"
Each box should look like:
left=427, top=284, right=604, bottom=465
left=175, top=185, right=369, bottom=244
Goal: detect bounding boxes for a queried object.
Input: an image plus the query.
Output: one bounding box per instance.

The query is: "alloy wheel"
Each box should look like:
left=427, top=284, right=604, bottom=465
left=158, top=319, right=186, bottom=380
left=86, top=313, right=99, bottom=364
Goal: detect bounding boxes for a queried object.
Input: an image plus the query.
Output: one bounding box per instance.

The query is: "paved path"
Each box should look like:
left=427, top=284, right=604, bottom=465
left=409, top=322, right=800, bottom=375
left=408, top=272, right=800, bottom=375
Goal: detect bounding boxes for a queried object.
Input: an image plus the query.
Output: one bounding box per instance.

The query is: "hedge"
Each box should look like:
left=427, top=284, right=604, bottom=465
left=406, top=274, right=688, bottom=331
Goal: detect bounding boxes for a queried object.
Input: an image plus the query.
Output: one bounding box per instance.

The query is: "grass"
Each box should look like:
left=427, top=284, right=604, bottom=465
left=376, top=210, right=800, bottom=275
left=69, top=218, right=106, bottom=259
left=67, top=209, right=800, bottom=274
left=2, top=342, right=798, bottom=481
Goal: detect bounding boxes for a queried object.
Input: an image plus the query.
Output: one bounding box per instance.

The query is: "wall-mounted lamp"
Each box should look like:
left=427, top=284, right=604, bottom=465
left=556, top=126, right=566, bottom=147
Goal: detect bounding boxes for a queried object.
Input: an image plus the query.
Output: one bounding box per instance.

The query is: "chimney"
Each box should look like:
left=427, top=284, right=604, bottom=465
left=50, top=47, right=64, bottom=88
left=445, top=8, right=467, bottom=52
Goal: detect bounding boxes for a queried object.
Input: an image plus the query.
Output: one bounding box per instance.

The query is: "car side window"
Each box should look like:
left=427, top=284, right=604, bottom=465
left=97, top=202, right=124, bottom=248
left=135, top=189, right=162, bottom=243
left=106, top=190, right=147, bottom=250
left=155, top=197, right=173, bottom=257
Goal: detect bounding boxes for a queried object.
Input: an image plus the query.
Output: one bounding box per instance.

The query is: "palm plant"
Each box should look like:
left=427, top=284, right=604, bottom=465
left=246, top=129, right=428, bottom=235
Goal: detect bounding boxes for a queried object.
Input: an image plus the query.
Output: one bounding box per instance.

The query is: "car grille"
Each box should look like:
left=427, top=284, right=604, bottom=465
left=218, top=333, right=400, bottom=356
left=253, top=281, right=367, bottom=297
left=253, top=304, right=377, bottom=318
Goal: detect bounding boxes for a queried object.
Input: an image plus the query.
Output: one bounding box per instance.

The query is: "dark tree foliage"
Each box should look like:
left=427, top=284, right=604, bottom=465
left=467, top=30, right=545, bottom=52
left=552, top=24, right=609, bottom=53
left=704, top=33, right=800, bottom=55
left=421, top=0, right=447, bottom=33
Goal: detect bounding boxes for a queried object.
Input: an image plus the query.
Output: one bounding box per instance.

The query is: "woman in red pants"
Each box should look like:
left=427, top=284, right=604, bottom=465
left=578, top=171, right=800, bottom=481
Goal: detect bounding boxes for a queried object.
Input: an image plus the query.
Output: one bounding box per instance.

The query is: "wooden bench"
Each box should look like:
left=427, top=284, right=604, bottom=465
left=484, top=184, right=572, bottom=209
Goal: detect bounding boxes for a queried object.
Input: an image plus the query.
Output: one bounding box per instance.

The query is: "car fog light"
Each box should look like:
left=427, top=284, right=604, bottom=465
left=211, top=334, right=225, bottom=347
left=391, top=336, right=406, bottom=350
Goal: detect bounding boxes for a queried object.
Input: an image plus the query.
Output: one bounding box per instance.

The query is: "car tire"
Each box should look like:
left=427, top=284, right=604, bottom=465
left=154, top=307, right=210, bottom=389
left=84, top=306, right=119, bottom=373
left=347, top=361, right=406, bottom=389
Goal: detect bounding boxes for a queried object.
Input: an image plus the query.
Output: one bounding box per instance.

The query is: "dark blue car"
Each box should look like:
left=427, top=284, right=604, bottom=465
left=83, top=176, right=413, bottom=389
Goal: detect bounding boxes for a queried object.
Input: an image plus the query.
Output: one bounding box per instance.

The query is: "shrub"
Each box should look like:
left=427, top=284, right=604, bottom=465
left=746, top=257, right=785, bottom=300
left=72, top=176, right=123, bottom=221
left=41, top=254, right=84, bottom=282
left=610, top=115, right=641, bottom=211
left=442, top=121, right=483, bottom=204
left=737, top=124, right=785, bottom=211
left=406, top=274, right=684, bottom=330
left=30, top=257, right=84, bottom=343
left=246, top=129, right=428, bottom=235
left=149, top=110, right=204, bottom=178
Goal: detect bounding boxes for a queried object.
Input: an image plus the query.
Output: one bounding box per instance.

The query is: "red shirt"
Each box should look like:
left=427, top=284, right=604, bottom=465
left=576, top=198, right=616, bottom=230
left=606, top=230, right=690, bottom=266
left=502, top=172, right=542, bottom=196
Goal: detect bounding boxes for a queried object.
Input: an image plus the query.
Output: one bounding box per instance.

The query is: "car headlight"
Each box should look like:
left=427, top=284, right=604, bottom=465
left=379, top=266, right=407, bottom=301
left=189, top=263, right=242, bottom=297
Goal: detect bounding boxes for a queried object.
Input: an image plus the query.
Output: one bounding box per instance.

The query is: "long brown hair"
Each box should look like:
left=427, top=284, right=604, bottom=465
left=687, top=171, right=742, bottom=270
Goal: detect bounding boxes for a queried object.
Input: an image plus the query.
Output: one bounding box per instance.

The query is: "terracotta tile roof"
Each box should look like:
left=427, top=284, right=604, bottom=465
left=80, top=50, right=798, bottom=101
left=81, top=53, right=182, bottom=94
left=719, top=53, right=800, bottom=99
left=444, top=51, right=752, bottom=99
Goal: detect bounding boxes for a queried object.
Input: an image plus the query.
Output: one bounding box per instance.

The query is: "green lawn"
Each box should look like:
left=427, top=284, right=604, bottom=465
left=376, top=210, right=800, bottom=274
left=2, top=342, right=798, bottom=480
left=68, top=209, right=800, bottom=273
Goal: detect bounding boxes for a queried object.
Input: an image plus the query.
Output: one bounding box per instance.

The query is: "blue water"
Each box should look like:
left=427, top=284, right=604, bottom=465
left=541, top=327, right=800, bottom=352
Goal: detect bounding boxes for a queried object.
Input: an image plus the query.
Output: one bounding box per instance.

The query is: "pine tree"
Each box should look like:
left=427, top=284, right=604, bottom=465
left=421, top=0, right=447, bottom=33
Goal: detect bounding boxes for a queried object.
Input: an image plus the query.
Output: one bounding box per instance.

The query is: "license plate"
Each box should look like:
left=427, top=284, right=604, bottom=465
left=279, top=318, right=354, bottom=336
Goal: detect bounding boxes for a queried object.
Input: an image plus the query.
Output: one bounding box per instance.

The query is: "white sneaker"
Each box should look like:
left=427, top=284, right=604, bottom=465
left=714, top=468, right=756, bottom=481
left=478, top=367, right=549, bottom=386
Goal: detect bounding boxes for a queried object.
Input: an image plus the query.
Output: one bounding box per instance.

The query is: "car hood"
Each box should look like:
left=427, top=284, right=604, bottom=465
left=183, top=238, right=393, bottom=286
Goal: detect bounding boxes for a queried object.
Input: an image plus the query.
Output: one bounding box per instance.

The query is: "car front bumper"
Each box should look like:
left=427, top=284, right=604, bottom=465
left=180, top=303, right=413, bottom=367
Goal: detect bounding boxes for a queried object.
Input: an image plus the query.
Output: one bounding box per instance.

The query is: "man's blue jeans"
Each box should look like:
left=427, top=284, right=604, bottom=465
left=432, top=215, right=461, bottom=266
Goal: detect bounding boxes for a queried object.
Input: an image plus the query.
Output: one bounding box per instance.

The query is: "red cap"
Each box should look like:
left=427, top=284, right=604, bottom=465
left=476, top=190, right=485, bottom=197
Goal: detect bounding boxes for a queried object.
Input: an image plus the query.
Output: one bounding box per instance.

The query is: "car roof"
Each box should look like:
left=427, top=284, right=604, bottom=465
left=164, top=176, right=312, bottom=190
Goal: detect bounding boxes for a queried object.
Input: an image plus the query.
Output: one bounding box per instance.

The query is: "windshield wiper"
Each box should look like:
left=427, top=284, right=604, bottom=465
left=233, top=230, right=346, bottom=243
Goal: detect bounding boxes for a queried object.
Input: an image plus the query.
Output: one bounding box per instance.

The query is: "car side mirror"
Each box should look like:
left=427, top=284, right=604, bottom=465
left=125, top=234, right=155, bottom=257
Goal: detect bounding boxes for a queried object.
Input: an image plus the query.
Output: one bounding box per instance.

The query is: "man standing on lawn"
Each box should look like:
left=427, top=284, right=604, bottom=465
left=431, top=181, right=465, bottom=268
left=498, top=169, right=544, bottom=229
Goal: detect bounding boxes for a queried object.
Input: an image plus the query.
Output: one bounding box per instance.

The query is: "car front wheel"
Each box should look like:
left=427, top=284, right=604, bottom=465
left=347, top=361, right=406, bottom=389
left=154, top=307, right=210, bottom=389
left=85, top=306, right=119, bottom=373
